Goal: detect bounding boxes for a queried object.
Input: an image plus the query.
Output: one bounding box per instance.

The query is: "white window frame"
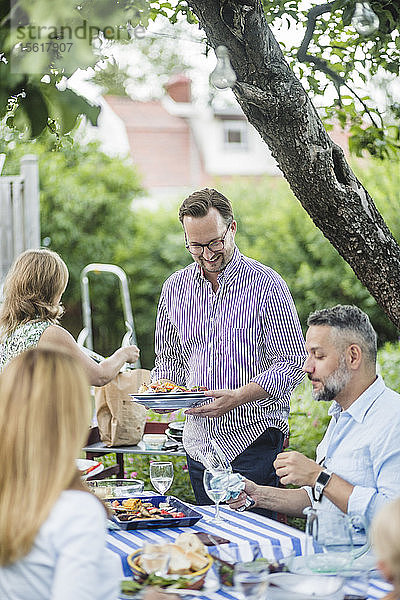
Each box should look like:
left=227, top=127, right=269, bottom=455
left=222, top=120, right=248, bottom=150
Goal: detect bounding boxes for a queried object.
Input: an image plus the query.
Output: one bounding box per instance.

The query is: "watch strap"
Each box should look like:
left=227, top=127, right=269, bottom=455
left=313, top=469, right=332, bottom=502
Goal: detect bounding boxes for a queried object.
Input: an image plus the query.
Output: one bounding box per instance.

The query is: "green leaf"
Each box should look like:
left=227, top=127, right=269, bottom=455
left=19, top=84, right=49, bottom=137
left=41, top=85, right=100, bottom=133
left=341, top=4, right=354, bottom=26
left=386, top=62, right=399, bottom=75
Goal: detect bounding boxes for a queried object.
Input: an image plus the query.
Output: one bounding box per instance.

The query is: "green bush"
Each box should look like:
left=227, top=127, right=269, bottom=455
left=377, top=340, right=400, bottom=393
left=288, top=381, right=331, bottom=458
left=288, top=340, right=400, bottom=458
left=114, top=205, right=188, bottom=367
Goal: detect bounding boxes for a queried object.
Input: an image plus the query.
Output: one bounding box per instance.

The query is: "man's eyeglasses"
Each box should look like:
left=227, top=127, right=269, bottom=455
left=185, top=221, right=232, bottom=256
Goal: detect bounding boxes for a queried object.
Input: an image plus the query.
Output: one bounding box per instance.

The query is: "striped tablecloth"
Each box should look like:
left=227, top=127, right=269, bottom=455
left=107, top=503, right=392, bottom=600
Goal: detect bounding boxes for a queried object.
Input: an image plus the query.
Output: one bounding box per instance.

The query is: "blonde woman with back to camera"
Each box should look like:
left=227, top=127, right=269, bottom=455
left=0, top=347, right=122, bottom=599
left=0, top=248, right=140, bottom=382
left=371, top=498, right=400, bottom=600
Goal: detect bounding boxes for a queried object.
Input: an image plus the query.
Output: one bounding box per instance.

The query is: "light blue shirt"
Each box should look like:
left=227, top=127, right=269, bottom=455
left=0, top=490, right=122, bottom=600
left=304, top=375, right=400, bottom=524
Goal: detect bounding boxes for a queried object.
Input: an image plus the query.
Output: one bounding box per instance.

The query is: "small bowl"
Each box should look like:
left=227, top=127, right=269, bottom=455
left=87, top=478, right=144, bottom=499
left=142, top=434, right=167, bottom=451
left=127, top=548, right=213, bottom=588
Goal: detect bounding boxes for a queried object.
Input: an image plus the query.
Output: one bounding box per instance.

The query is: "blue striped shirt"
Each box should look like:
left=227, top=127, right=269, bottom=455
left=152, top=247, right=306, bottom=462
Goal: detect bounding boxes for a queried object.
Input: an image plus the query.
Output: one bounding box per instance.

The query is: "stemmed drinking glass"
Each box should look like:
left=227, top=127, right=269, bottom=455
left=150, top=461, right=174, bottom=495
left=203, top=468, right=229, bottom=524
left=234, top=560, right=270, bottom=600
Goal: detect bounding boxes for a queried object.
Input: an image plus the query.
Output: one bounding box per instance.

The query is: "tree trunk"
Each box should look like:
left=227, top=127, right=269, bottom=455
left=188, top=0, right=400, bottom=330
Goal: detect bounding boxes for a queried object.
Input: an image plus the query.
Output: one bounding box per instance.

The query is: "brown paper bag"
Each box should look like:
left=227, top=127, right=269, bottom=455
left=95, top=369, right=150, bottom=447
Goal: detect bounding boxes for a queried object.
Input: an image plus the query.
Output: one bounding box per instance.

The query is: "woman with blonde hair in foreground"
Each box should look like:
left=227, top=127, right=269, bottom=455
left=371, top=497, right=400, bottom=600
left=0, top=347, right=122, bottom=599
left=0, top=248, right=140, bottom=384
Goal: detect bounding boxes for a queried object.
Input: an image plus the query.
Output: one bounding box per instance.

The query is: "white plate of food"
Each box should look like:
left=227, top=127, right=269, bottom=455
left=130, top=394, right=210, bottom=410
left=138, top=379, right=209, bottom=394
left=76, top=458, right=104, bottom=479
left=131, top=380, right=212, bottom=410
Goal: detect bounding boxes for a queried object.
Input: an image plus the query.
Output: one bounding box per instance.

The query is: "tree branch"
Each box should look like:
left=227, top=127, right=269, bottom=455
left=297, top=1, right=381, bottom=128
left=297, top=3, right=335, bottom=64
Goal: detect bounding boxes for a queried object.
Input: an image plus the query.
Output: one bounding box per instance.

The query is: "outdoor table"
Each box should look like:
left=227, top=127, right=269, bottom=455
left=107, top=503, right=393, bottom=600
left=83, top=424, right=185, bottom=478
left=84, top=439, right=186, bottom=458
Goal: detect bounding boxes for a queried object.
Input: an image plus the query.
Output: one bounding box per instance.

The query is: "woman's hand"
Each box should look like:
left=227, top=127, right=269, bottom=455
left=122, top=345, right=140, bottom=364
left=40, top=325, right=141, bottom=386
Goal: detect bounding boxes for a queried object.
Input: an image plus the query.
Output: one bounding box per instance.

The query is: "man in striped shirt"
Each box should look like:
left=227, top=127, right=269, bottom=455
left=152, top=188, right=306, bottom=514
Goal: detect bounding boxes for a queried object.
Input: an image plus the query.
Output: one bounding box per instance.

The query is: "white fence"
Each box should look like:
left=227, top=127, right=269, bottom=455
left=0, top=154, right=40, bottom=289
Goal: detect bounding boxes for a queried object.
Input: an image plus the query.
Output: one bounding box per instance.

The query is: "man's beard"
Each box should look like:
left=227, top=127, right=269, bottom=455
left=310, top=354, right=352, bottom=402
left=197, top=246, right=234, bottom=274
left=198, top=253, right=225, bottom=273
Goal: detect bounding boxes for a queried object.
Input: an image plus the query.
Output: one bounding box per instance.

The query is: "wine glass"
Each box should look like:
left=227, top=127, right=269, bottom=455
left=203, top=468, right=229, bottom=524
left=150, top=461, right=174, bottom=495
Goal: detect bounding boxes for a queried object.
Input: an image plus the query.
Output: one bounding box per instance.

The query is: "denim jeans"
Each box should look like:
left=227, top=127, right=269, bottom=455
left=186, top=427, right=284, bottom=520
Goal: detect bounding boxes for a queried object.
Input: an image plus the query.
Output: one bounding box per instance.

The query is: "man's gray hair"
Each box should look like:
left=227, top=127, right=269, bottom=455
left=307, top=304, right=377, bottom=365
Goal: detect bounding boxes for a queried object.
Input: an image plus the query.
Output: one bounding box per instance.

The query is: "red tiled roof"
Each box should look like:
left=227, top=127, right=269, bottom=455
left=165, top=73, right=191, bottom=86
left=104, top=96, right=187, bottom=131
left=104, top=95, right=206, bottom=188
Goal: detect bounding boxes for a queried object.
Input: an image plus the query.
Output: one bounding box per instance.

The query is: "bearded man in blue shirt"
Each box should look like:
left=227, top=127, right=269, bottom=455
left=151, top=188, right=307, bottom=515
left=228, top=304, right=400, bottom=525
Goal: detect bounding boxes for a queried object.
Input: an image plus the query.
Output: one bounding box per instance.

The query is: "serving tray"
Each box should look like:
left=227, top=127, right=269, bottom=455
left=106, top=495, right=203, bottom=530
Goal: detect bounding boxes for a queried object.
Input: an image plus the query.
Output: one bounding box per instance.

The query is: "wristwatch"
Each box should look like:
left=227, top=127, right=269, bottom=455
left=313, top=468, right=333, bottom=502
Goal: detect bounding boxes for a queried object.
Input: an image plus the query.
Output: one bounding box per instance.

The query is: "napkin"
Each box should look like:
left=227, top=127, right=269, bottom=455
left=210, top=471, right=245, bottom=501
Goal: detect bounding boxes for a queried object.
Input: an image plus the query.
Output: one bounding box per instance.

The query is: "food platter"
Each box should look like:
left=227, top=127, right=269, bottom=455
left=106, top=495, right=203, bottom=530
left=130, top=392, right=212, bottom=410
left=120, top=560, right=219, bottom=598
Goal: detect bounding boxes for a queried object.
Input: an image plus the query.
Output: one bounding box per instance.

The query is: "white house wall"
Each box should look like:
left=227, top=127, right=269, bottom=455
left=190, top=111, right=281, bottom=177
